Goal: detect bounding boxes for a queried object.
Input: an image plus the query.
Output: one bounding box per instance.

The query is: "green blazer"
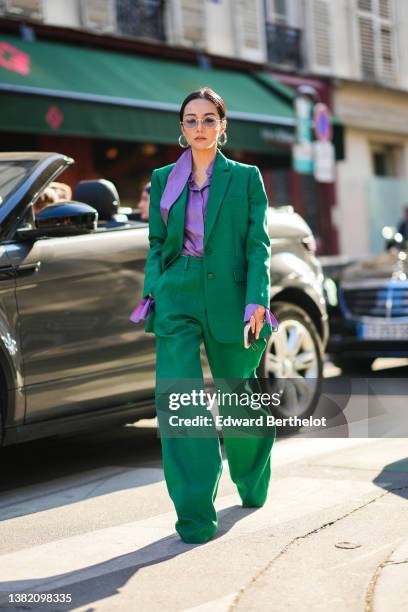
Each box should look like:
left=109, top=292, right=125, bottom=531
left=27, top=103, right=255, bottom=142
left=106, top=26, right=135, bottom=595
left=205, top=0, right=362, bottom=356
left=142, top=148, right=273, bottom=344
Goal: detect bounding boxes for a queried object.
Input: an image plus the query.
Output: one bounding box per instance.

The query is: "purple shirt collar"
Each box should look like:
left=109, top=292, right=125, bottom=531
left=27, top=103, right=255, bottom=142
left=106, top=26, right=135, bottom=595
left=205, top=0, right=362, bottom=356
left=160, top=148, right=217, bottom=224
left=188, top=155, right=215, bottom=190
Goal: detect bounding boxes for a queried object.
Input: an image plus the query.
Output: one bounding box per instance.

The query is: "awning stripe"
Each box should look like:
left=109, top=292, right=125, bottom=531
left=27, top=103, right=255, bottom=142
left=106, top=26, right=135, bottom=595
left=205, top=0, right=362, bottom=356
left=0, top=83, right=296, bottom=126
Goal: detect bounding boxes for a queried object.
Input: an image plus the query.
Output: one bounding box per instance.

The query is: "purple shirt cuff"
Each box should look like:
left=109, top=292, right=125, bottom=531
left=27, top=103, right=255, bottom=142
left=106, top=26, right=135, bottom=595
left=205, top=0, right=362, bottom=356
left=244, top=304, right=279, bottom=329
left=129, top=295, right=155, bottom=323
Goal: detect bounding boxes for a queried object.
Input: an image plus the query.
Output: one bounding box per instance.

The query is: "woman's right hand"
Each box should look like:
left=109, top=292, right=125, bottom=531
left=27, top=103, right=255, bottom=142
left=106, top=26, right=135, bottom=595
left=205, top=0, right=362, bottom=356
left=250, top=306, right=265, bottom=339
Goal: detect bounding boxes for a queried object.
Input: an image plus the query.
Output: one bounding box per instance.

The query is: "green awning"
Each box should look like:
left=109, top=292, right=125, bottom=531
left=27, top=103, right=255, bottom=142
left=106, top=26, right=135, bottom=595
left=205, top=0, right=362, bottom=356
left=0, top=35, right=296, bottom=154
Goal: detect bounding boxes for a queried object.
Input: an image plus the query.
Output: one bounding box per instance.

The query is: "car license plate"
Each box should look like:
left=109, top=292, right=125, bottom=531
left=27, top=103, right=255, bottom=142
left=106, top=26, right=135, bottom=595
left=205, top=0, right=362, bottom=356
left=358, top=321, right=408, bottom=340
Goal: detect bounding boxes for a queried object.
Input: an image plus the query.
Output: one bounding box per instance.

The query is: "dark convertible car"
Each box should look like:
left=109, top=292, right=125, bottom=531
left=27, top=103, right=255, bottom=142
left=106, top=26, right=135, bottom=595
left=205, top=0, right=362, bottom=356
left=0, top=152, right=328, bottom=446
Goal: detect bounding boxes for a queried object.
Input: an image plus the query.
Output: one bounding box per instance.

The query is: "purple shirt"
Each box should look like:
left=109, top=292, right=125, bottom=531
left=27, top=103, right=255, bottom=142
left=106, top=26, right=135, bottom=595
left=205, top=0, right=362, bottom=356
left=180, top=157, right=215, bottom=257
left=130, top=153, right=277, bottom=329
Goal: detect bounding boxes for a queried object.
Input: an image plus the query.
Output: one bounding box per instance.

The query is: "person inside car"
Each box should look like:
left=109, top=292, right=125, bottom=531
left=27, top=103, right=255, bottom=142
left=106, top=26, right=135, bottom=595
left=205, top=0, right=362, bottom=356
left=50, top=181, right=72, bottom=202
left=137, top=181, right=151, bottom=221
left=33, top=182, right=73, bottom=218
left=33, top=186, right=59, bottom=217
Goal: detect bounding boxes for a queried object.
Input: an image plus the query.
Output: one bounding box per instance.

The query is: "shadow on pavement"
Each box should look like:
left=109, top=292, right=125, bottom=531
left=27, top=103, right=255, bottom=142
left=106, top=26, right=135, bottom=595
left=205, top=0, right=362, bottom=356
left=0, top=504, right=258, bottom=611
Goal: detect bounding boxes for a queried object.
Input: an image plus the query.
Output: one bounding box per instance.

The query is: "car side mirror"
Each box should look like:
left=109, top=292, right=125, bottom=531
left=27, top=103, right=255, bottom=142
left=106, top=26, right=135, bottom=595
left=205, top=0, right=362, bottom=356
left=17, top=201, right=98, bottom=240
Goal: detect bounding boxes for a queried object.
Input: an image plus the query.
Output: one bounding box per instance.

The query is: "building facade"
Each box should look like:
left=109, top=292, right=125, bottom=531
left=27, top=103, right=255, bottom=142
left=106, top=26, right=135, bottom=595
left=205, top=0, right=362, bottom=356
left=0, top=0, right=344, bottom=253
left=299, top=0, right=408, bottom=256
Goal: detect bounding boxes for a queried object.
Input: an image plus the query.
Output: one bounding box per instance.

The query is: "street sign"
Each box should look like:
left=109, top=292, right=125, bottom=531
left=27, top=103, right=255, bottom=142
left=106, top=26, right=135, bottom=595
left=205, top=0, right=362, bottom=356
left=293, top=142, right=314, bottom=174
left=313, top=103, right=332, bottom=142
left=313, top=141, right=335, bottom=183
left=293, top=96, right=313, bottom=174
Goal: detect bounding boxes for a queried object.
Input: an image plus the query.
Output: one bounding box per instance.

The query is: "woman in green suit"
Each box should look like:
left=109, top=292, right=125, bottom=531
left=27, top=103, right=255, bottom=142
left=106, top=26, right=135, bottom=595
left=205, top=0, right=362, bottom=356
left=131, top=87, right=278, bottom=544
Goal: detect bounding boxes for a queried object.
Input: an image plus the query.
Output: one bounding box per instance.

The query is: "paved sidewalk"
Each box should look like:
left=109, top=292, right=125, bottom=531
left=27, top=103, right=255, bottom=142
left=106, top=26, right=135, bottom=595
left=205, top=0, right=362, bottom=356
left=372, top=537, right=408, bottom=612
left=0, top=436, right=406, bottom=611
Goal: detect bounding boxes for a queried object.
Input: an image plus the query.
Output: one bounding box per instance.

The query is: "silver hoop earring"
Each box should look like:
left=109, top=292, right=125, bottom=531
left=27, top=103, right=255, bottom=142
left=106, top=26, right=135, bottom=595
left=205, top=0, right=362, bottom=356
left=178, top=134, right=189, bottom=148
left=217, top=132, right=228, bottom=147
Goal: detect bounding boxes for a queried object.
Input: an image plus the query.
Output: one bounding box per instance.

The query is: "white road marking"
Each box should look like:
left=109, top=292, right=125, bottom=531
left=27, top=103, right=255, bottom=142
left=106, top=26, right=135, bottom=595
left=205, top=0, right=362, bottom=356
left=0, top=467, right=164, bottom=520
left=0, top=438, right=373, bottom=521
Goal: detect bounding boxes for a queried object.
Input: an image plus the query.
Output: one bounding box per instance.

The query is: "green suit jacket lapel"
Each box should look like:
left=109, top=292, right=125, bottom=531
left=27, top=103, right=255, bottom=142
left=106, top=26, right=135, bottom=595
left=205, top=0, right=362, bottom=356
left=162, top=181, right=188, bottom=270
left=163, top=148, right=231, bottom=268
left=204, top=149, right=232, bottom=247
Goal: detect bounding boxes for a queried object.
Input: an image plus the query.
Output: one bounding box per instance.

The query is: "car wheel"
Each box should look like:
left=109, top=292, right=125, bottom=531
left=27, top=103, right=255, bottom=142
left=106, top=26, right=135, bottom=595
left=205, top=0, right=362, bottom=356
left=257, top=301, right=323, bottom=424
left=331, top=356, right=374, bottom=373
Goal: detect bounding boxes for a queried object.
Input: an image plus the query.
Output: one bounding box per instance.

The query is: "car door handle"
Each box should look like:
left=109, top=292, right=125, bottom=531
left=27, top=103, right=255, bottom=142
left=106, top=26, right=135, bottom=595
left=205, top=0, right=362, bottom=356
left=15, top=261, right=41, bottom=276
left=0, top=264, right=15, bottom=280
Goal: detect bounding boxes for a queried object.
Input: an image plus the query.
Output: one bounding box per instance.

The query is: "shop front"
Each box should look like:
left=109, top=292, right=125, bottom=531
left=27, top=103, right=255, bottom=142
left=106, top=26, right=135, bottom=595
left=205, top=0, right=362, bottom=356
left=0, top=34, right=343, bottom=252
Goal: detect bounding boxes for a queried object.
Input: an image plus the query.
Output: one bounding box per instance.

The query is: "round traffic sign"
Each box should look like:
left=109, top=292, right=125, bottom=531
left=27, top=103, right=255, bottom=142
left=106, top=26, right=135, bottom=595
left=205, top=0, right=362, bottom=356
left=314, top=103, right=332, bottom=141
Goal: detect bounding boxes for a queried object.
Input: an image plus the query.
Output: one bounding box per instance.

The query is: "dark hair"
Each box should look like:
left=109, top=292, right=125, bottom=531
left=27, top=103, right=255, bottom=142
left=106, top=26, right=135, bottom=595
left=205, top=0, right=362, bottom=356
left=179, top=87, right=227, bottom=122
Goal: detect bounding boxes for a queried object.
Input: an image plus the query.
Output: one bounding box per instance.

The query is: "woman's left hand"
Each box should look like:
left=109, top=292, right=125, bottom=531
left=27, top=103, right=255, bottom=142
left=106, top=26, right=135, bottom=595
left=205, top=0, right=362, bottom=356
left=250, top=306, right=265, bottom=339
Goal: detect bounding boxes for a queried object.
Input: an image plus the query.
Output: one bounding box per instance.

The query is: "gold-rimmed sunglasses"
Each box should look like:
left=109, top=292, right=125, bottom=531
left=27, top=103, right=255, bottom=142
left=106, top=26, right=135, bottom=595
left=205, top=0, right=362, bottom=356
left=180, top=117, right=224, bottom=129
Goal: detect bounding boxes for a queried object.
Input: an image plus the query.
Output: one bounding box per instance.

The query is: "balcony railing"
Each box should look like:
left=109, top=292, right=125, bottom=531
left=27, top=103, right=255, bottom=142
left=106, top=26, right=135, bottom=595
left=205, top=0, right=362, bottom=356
left=116, top=0, right=165, bottom=42
left=265, top=22, right=303, bottom=70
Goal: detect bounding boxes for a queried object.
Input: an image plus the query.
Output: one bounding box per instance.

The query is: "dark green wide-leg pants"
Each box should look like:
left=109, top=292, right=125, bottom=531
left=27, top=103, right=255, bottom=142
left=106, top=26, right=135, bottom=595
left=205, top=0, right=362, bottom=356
left=153, top=254, right=275, bottom=543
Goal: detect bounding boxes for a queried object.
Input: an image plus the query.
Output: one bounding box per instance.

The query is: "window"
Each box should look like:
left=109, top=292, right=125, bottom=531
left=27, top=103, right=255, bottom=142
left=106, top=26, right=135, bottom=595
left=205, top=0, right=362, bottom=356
left=80, top=0, right=116, bottom=33
left=264, top=0, right=302, bottom=68
left=0, top=160, right=37, bottom=205
left=0, top=0, right=43, bottom=20
left=265, top=0, right=288, bottom=25
left=356, top=0, right=396, bottom=83
left=116, top=0, right=165, bottom=41
left=370, top=143, right=401, bottom=177
left=168, top=0, right=206, bottom=49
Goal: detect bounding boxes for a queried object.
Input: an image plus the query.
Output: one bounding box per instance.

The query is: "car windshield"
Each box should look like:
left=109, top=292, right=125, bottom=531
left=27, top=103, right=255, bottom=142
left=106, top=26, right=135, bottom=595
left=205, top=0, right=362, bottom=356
left=0, top=160, right=37, bottom=206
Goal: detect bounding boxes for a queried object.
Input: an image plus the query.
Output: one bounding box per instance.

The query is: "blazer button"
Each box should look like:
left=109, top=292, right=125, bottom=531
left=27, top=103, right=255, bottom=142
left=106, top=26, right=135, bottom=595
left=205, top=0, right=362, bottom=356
left=207, top=272, right=215, bottom=280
